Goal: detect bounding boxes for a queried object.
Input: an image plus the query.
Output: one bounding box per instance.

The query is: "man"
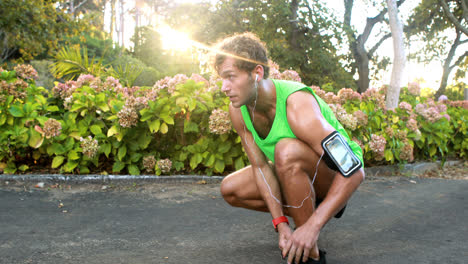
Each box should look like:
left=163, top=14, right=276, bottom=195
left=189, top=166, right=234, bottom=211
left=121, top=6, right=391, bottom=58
left=214, top=32, right=365, bottom=264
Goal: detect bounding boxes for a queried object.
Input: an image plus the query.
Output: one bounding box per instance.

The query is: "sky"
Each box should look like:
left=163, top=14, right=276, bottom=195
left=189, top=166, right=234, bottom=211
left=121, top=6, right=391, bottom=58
left=105, top=0, right=467, bottom=91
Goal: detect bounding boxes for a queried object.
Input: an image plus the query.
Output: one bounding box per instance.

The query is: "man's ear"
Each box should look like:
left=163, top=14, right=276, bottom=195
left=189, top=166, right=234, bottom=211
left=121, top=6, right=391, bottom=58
left=252, top=65, right=264, bottom=80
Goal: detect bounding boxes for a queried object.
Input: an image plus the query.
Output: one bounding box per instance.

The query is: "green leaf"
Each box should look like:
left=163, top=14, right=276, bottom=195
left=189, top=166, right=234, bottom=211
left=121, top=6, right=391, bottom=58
left=107, top=125, right=118, bottom=137
left=218, top=141, right=232, bottom=154
left=148, top=119, right=161, bottom=133
left=102, top=143, right=111, bottom=157
left=184, top=120, right=199, bottom=133
left=112, top=160, right=125, bottom=172
left=162, top=115, right=174, bottom=125
left=179, top=151, right=188, bottom=161
left=79, top=166, right=90, bottom=174
left=90, top=125, right=102, bottom=135
left=128, top=164, right=140, bottom=175
left=47, top=105, right=60, bottom=112
left=206, top=154, right=215, bottom=167
left=429, top=145, right=437, bottom=157
left=52, top=156, right=65, bottom=168
left=118, top=145, right=127, bottom=161
left=130, top=153, right=143, bottom=162
left=63, top=160, right=78, bottom=172
left=160, top=122, right=168, bottom=134
left=234, top=157, right=245, bottom=170
left=190, top=153, right=203, bottom=169
left=384, top=149, right=393, bottom=162
left=68, top=150, right=80, bottom=160
left=0, top=115, right=6, bottom=125
left=137, top=134, right=152, bottom=149
left=9, top=106, right=24, bottom=117
left=214, top=160, right=225, bottom=173
left=18, top=164, right=29, bottom=172
left=28, top=130, right=44, bottom=148
left=51, top=143, right=67, bottom=155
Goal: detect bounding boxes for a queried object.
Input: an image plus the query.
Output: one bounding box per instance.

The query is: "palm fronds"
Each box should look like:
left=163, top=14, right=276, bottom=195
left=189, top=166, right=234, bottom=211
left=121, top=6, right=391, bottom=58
left=49, top=45, right=105, bottom=80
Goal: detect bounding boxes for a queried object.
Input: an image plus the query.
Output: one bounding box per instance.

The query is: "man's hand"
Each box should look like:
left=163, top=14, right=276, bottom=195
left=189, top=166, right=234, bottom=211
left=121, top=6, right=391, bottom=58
left=282, top=224, right=320, bottom=264
left=277, top=222, right=293, bottom=253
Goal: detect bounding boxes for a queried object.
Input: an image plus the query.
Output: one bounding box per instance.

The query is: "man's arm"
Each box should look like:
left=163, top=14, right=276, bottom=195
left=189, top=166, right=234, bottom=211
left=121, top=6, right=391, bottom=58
left=287, top=90, right=364, bottom=229
left=283, top=91, right=365, bottom=263
left=229, top=104, right=290, bottom=232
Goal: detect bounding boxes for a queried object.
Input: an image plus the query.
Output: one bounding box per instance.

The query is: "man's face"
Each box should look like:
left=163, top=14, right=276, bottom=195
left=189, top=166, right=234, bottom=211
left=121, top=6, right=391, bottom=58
left=218, top=57, right=255, bottom=108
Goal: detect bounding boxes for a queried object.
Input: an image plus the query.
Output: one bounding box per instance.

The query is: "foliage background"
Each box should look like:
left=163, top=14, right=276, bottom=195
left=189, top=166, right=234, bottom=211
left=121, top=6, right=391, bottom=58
left=0, top=65, right=466, bottom=175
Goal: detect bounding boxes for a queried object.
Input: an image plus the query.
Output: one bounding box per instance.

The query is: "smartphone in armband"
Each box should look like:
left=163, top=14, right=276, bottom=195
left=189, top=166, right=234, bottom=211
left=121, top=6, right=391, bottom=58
left=321, top=131, right=362, bottom=177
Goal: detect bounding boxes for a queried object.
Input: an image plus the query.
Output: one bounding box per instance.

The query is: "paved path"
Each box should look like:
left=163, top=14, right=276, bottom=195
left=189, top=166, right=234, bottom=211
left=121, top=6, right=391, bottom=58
left=0, top=176, right=467, bottom=264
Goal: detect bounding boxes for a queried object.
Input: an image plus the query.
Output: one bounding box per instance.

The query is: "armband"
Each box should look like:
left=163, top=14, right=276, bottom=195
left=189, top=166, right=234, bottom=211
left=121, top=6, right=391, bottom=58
left=321, top=131, right=362, bottom=177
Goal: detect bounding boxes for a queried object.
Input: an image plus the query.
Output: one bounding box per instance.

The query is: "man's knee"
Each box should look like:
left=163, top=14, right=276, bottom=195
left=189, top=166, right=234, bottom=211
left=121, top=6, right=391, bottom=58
left=274, top=138, right=305, bottom=181
left=220, top=177, right=236, bottom=204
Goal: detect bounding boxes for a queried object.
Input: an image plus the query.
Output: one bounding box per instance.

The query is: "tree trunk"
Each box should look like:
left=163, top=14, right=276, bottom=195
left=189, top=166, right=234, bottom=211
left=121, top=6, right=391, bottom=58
left=110, top=0, right=115, bottom=41
left=436, top=30, right=461, bottom=98
left=354, top=38, right=370, bottom=93
left=385, top=0, right=406, bottom=109
left=343, top=0, right=406, bottom=93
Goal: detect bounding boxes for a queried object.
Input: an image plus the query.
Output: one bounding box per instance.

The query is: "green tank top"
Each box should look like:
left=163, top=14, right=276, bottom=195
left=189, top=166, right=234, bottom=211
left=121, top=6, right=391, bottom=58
left=240, top=79, right=364, bottom=165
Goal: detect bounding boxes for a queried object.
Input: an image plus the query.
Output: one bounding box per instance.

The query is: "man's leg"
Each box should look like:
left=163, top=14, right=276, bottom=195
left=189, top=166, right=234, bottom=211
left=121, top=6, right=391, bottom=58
left=220, top=138, right=337, bottom=259
left=220, top=165, right=271, bottom=212
left=274, top=138, right=337, bottom=260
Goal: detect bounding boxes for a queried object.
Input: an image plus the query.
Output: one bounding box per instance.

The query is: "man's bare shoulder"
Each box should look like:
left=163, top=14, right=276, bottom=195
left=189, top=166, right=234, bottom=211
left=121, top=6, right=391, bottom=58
left=286, top=90, right=322, bottom=116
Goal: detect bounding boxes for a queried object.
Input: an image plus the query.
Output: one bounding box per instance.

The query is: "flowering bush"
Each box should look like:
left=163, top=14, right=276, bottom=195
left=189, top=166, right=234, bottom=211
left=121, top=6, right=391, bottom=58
left=0, top=64, right=467, bottom=175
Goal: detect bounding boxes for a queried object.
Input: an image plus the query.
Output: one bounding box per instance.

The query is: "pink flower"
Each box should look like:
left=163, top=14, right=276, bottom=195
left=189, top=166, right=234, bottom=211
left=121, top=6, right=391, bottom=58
left=280, top=70, right=301, bottom=82
left=13, top=64, right=38, bottom=80
left=323, top=92, right=337, bottom=104
left=407, top=119, right=418, bottom=132
left=117, top=106, right=139, bottom=128
left=442, top=114, right=451, bottom=121
left=385, top=127, right=394, bottom=138
left=190, top=73, right=209, bottom=87
left=80, top=136, right=99, bottom=158
left=104, top=76, right=123, bottom=91
left=157, top=158, right=172, bottom=174
left=143, top=156, right=157, bottom=172
left=209, top=109, right=232, bottom=134
left=408, top=82, right=420, bottom=96
left=52, top=81, right=78, bottom=99
left=438, top=95, right=448, bottom=102
left=77, top=74, right=96, bottom=86
left=168, top=74, right=188, bottom=94
left=399, top=140, right=414, bottom=162
left=43, top=118, right=62, bottom=138
left=399, top=102, right=412, bottom=112
left=369, top=134, right=387, bottom=161
left=337, top=88, right=362, bottom=104
left=353, top=110, right=368, bottom=126
left=436, top=104, right=447, bottom=113
left=329, top=104, right=357, bottom=130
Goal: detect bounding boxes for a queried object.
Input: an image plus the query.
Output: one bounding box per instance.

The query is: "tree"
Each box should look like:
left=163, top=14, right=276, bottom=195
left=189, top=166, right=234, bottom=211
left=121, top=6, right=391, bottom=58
left=407, top=0, right=468, bottom=97
left=170, top=0, right=356, bottom=90
left=386, top=0, right=406, bottom=109
left=0, top=0, right=81, bottom=64
left=343, top=0, right=407, bottom=93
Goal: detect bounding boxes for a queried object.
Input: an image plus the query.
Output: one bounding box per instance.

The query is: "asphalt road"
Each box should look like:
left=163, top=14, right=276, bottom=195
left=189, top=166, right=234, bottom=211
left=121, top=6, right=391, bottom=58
left=0, top=176, right=467, bottom=264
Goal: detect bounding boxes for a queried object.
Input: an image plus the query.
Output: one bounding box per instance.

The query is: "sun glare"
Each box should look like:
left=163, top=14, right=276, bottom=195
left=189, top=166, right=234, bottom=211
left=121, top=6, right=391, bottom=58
left=158, top=25, right=193, bottom=51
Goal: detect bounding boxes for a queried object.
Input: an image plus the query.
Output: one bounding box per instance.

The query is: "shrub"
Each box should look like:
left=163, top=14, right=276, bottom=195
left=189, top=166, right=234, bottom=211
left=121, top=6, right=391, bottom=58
left=0, top=64, right=467, bottom=175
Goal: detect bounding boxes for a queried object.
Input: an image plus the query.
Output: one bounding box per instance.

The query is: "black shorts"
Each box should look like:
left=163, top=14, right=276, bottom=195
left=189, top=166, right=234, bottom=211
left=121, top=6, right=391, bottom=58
left=316, top=199, right=346, bottom=218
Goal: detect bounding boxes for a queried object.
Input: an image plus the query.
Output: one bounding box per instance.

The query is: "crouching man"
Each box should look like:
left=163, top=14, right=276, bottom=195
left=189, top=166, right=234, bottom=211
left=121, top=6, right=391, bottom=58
left=213, top=32, right=365, bottom=264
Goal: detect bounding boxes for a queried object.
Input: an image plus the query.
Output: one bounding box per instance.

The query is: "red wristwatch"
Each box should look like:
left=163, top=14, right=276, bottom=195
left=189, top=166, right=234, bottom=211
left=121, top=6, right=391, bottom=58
left=272, top=216, right=289, bottom=232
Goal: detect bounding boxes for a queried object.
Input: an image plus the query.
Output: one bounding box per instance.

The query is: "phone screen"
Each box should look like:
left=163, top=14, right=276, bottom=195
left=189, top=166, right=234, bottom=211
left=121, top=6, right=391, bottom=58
left=323, top=133, right=361, bottom=176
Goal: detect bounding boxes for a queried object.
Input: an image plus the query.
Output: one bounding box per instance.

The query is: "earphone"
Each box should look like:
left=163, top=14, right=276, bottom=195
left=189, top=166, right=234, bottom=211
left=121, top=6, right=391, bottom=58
left=255, top=74, right=258, bottom=82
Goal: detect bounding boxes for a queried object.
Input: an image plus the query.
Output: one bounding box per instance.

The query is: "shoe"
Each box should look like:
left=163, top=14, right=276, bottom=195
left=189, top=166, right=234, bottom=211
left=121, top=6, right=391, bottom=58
left=299, top=250, right=326, bottom=264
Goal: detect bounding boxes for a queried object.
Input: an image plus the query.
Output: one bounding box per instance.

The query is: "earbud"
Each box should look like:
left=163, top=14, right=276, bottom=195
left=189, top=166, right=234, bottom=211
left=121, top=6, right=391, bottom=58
left=255, top=74, right=258, bottom=82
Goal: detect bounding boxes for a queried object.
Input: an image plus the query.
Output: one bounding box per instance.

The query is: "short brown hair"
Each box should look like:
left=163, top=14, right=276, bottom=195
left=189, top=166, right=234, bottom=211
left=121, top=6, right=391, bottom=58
left=213, top=32, right=270, bottom=78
